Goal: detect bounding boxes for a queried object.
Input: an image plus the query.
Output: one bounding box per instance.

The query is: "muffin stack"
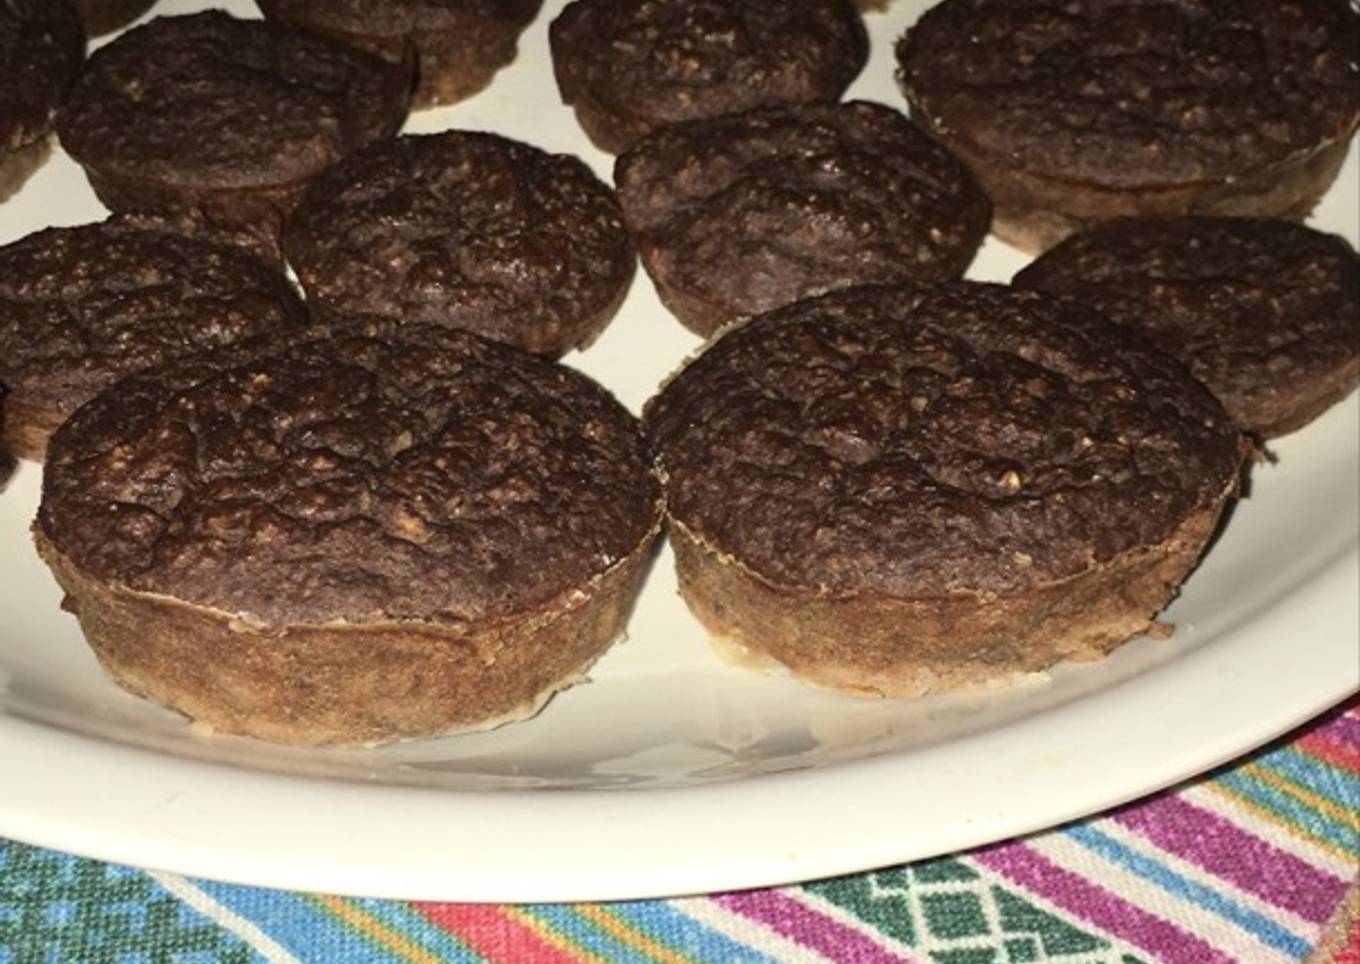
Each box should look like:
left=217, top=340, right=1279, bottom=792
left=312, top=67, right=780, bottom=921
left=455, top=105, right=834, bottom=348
left=0, top=0, right=1354, bottom=744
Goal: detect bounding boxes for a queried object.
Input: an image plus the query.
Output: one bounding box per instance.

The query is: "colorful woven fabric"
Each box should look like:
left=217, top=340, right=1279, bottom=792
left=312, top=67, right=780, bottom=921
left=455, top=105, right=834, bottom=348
left=3, top=699, right=1357, bottom=963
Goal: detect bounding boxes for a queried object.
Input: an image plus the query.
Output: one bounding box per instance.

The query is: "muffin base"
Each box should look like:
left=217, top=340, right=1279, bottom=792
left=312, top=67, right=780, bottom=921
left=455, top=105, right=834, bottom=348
left=80, top=168, right=311, bottom=238
left=637, top=250, right=739, bottom=337
left=1239, top=356, right=1360, bottom=441
left=946, top=134, right=1356, bottom=255
left=667, top=497, right=1228, bottom=698
left=560, top=89, right=655, bottom=156
left=35, top=524, right=659, bottom=746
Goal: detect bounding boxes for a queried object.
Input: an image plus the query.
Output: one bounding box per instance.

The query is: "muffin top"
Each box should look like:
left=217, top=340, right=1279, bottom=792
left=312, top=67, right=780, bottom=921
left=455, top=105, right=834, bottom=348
left=897, top=0, right=1360, bottom=188
left=551, top=0, right=867, bottom=135
left=645, top=282, right=1244, bottom=597
left=56, top=11, right=411, bottom=190
left=0, top=0, right=84, bottom=152
left=614, top=101, right=991, bottom=330
left=0, top=211, right=308, bottom=419
left=283, top=131, right=635, bottom=356
left=1014, top=216, right=1360, bottom=437
left=40, top=327, right=662, bottom=626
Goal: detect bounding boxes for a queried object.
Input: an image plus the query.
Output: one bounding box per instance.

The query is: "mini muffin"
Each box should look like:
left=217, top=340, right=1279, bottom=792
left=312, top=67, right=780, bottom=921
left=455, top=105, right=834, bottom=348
left=896, top=0, right=1360, bottom=253
left=644, top=282, right=1246, bottom=698
left=35, top=327, right=664, bottom=745
left=614, top=101, right=991, bottom=336
left=283, top=131, right=635, bottom=357
left=0, top=211, right=309, bottom=461
left=0, top=0, right=84, bottom=201
left=257, top=0, right=541, bottom=108
left=549, top=0, right=868, bottom=154
left=75, top=0, right=155, bottom=37
left=1015, top=217, right=1360, bottom=439
left=55, top=11, right=412, bottom=235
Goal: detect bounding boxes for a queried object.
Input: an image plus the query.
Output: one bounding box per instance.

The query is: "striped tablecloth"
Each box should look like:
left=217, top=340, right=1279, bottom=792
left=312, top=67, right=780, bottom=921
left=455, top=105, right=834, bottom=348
left=2, top=697, right=1356, bottom=963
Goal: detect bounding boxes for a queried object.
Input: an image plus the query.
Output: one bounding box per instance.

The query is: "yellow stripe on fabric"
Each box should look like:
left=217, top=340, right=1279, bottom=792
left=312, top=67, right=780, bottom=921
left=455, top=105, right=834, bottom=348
left=308, top=895, right=452, bottom=964
left=574, top=904, right=697, bottom=964
left=1244, top=762, right=1360, bottom=831
left=1204, top=781, right=1357, bottom=863
left=503, top=906, right=613, bottom=964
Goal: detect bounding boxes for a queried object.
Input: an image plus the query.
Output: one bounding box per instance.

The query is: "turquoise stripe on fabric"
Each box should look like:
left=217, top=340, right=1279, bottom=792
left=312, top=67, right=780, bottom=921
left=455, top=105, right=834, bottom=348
left=1268, top=747, right=1360, bottom=811
left=611, top=899, right=784, bottom=964
left=1064, top=825, right=1311, bottom=959
left=521, top=904, right=663, bottom=963
left=189, top=881, right=382, bottom=963
left=1216, top=770, right=1359, bottom=854
left=189, top=879, right=480, bottom=964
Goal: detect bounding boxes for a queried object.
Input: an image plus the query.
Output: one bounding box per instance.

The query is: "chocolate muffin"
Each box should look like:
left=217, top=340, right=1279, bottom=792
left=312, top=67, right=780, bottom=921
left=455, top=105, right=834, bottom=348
left=0, top=211, right=310, bottom=461
left=614, top=101, right=991, bottom=336
left=35, top=327, right=664, bottom=745
left=283, top=131, right=635, bottom=356
left=896, top=0, right=1360, bottom=253
left=257, top=0, right=541, bottom=108
left=75, top=0, right=154, bottom=37
left=644, top=282, right=1246, bottom=697
left=1015, top=217, right=1360, bottom=439
left=55, top=11, right=412, bottom=235
left=0, top=0, right=84, bottom=201
left=549, top=0, right=869, bottom=154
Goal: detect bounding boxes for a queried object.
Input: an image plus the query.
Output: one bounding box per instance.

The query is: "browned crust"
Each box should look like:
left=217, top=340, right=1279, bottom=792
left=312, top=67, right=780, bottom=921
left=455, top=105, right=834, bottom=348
left=941, top=131, right=1355, bottom=255
left=35, top=521, right=660, bottom=745
left=666, top=494, right=1229, bottom=698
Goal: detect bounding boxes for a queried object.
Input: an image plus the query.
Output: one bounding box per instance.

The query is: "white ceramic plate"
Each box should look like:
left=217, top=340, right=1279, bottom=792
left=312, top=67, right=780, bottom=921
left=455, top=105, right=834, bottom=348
left=1, top=0, right=1356, bottom=903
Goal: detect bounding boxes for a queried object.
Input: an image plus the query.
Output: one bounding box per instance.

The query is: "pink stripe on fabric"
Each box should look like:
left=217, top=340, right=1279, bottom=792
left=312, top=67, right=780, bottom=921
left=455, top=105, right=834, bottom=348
left=1112, top=795, right=1349, bottom=923
left=1323, top=710, right=1360, bottom=750
left=714, top=890, right=920, bottom=964
left=974, top=841, right=1237, bottom=964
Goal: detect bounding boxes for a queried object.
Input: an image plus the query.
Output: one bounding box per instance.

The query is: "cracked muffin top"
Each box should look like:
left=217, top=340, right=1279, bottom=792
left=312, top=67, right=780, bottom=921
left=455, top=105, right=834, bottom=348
left=614, top=101, right=991, bottom=333
left=282, top=131, right=635, bottom=356
left=56, top=11, right=410, bottom=192
left=551, top=0, right=867, bottom=150
left=896, top=0, right=1360, bottom=189
left=39, top=326, right=662, bottom=626
left=1014, top=216, right=1360, bottom=437
left=645, top=282, right=1244, bottom=596
left=0, top=211, right=308, bottom=435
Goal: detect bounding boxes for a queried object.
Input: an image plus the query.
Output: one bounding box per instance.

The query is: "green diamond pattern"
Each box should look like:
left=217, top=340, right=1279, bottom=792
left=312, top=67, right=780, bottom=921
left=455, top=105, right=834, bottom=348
left=922, top=892, right=991, bottom=939
left=0, top=843, right=253, bottom=964
left=801, top=858, right=1150, bottom=964
left=993, top=889, right=1110, bottom=958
